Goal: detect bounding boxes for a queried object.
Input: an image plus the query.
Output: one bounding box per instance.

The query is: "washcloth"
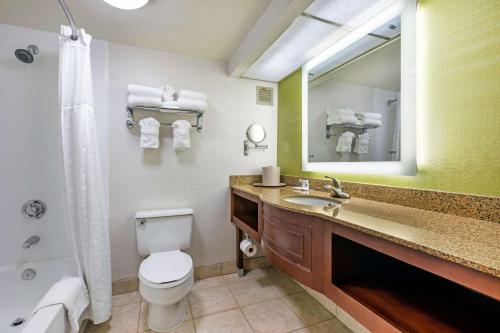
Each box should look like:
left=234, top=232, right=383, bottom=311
left=128, top=95, right=162, bottom=108
left=32, top=277, right=89, bottom=333
left=159, top=84, right=176, bottom=102
left=139, top=117, right=160, bottom=149
left=336, top=131, right=355, bottom=153
left=177, top=89, right=207, bottom=101
left=354, top=133, right=370, bottom=154
left=177, top=98, right=208, bottom=113
left=172, top=120, right=192, bottom=151
left=128, top=84, right=162, bottom=99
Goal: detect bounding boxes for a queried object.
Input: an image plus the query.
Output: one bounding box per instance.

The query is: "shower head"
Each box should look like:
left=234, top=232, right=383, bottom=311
left=15, top=44, right=39, bottom=64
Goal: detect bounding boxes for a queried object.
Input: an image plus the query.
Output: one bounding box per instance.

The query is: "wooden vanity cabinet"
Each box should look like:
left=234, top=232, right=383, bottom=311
left=261, top=204, right=325, bottom=292
left=231, top=189, right=262, bottom=242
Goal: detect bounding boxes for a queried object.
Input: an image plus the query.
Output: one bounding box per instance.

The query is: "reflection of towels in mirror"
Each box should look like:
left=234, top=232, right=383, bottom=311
left=354, top=133, right=370, bottom=154
left=326, top=108, right=360, bottom=125
left=336, top=131, right=355, bottom=153
left=355, top=112, right=382, bottom=127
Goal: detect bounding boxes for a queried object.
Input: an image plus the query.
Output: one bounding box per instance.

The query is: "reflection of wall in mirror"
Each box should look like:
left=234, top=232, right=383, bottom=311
left=308, top=80, right=398, bottom=162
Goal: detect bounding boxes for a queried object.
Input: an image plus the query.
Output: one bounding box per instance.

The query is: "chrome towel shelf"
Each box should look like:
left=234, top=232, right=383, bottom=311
left=326, top=123, right=379, bottom=138
left=126, top=105, right=204, bottom=132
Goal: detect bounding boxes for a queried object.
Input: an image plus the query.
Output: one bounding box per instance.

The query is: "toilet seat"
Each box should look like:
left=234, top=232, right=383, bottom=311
left=139, top=250, right=193, bottom=289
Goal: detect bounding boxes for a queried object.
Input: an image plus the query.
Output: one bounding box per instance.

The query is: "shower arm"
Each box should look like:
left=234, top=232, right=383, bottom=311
left=57, top=0, right=78, bottom=41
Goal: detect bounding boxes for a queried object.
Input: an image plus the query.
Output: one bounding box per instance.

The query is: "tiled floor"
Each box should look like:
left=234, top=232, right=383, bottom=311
left=86, top=267, right=352, bottom=333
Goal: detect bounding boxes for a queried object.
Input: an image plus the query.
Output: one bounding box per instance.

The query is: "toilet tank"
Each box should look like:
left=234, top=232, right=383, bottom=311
left=135, top=208, right=193, bottom=256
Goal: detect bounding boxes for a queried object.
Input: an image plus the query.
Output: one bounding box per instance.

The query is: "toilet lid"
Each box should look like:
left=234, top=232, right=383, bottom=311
left=139, top=250, right=193, bottom=284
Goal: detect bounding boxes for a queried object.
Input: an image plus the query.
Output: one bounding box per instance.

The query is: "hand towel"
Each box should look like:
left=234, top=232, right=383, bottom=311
left=177, top=98, right=208, bottom=113
left=159, top=84, right=176, bottom=102
left=336, top=131, right=355, bottom=153
left=172, top=120, right=191, bottom=151
left=128, top=84, right=162, bottom=98
left=128, top=95, right=162, bottom=108
left=354, top=133, right=370, bottom=154
left=177, top=89, right=207, bottom=101
left=32, top=277, right=89, bottom=333
left=139, top=117, right=160, bottom=149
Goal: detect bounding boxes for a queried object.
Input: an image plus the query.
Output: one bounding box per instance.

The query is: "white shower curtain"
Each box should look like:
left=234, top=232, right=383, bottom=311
left=391, top=93, right=401, bottom=161
left=59, top=26, right=111, bottom=324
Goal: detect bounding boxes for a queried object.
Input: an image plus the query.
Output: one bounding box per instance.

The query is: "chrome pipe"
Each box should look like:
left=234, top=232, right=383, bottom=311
left=57, top=0, right=78, bottom=41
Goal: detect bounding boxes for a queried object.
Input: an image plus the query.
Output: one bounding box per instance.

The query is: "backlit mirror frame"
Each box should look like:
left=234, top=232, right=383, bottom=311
left=302, top=0, right=417, bottom=176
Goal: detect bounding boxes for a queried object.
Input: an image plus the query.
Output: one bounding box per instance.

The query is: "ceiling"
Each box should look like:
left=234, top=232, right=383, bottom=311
left=0, top=0, right=271, bottom=61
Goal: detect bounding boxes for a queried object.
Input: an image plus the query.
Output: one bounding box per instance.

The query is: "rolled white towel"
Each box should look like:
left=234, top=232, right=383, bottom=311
left=32, top=277, right=89, bottom=333
left=172, top=120, right=191, bottom=151
left=128, top=84, right=162, bottom=98
left=139, top=117, right=160, bottom=149
left=177, top=89, right=207, bottom=101
left=128, top=95, right=162, bottom=108
left=327, top=114, right=361, bottom=125
left=177, top=98, right=207, bottom=113
left=159, top=84, right=176, bottom=102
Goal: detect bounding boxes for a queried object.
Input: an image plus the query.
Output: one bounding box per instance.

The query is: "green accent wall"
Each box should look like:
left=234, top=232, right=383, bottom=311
left=277, top=0, right=500, bottom=197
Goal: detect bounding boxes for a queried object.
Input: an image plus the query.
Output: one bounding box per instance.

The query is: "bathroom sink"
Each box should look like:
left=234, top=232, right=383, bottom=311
left=283, top=196, right=341, bottom=207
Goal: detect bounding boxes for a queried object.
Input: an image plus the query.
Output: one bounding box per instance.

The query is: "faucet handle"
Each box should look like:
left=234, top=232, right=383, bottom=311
left=325, top=176, right=342, bottom=189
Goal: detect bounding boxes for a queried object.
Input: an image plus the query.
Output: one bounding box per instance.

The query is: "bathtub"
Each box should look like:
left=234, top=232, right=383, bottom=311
left=0, top=257, right=81, bottom=333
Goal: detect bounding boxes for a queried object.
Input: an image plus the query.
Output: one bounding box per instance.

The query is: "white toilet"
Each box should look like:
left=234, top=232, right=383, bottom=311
left=135, top=208, right=194, bottom=332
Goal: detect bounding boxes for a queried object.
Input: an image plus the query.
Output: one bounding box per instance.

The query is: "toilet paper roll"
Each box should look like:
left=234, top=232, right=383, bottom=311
left=262, top=166, right=281, bottom=186
left=240, top=239, right=257, bottom=257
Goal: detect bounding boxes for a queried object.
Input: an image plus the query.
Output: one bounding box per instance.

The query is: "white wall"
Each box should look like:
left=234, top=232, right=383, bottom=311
left=308, top=80, right=397, bottom=162
left=0, top=23, right=109, bottom=266
left=108, top=43, right=277, bottom=280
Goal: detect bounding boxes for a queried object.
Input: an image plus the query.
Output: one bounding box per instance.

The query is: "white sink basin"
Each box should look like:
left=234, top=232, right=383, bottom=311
left=284, top=196, right=340, bottom=207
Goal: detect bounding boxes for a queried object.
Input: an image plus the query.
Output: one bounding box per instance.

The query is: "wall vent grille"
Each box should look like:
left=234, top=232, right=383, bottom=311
left=256, top=86, right=273, bottom=105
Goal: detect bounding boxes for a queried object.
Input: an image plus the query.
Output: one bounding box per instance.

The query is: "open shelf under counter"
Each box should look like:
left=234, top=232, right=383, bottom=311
left=230, top=189, right=262, bottom=242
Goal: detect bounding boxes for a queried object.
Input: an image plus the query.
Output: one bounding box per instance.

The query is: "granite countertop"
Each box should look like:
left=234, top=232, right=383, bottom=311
left=231, top=184, right=500, bottom=278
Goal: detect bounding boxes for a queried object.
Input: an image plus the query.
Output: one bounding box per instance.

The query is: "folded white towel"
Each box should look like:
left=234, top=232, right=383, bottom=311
left=172, top=120, right=191, bottom=151
left=128, top=84, right=162, bottom=99
left=327, top=107, right=355, bottom=116
left=128, top=95, right=162, bottom=108
left=32, top=277, right=89, bottom=333
left=354, top=133, right=370, bottom=154
left=139, top=117, right=160, bottom=149
left=327, top=114, right=361, bottom=126
left=159, top=84, right=176, bottom=102
left=177, top=98, right=208, bottom=113
left=360, top=119, right=382, bottom=127
left=336, top=131, right=355, bottom=153
left=160, top=101, right=180, bottom=109
left=358, top=112, right=382, bottom=119
left=177, top=89, right=207, bottom=101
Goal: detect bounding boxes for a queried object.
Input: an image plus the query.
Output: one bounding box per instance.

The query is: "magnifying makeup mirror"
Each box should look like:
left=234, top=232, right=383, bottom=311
left=244, top=124, right=268, bottom=156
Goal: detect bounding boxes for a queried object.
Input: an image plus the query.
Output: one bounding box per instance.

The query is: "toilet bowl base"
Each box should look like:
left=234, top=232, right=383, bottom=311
left=148, top=301, right=185, bottom=332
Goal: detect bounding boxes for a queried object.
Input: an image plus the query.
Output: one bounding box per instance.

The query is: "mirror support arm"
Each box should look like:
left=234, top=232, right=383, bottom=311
left=244, top=140, right=268, bottom=156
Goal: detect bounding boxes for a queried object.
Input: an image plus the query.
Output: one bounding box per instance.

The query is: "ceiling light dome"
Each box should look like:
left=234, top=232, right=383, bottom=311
left=102, top=0, right=149, bottom=10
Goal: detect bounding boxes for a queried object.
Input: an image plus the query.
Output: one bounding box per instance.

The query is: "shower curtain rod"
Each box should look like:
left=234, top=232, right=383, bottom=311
left=57, top=0, right=78, bottom=41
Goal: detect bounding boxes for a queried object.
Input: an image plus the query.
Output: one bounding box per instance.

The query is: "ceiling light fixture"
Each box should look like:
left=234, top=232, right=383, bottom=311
left=102, top=0, right=149, bottom=10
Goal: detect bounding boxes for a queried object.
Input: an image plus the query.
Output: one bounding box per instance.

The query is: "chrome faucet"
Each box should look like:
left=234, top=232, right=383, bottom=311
left=22, top=235, right=40, bottom=249
left=324, top=176, right=350, bottom=199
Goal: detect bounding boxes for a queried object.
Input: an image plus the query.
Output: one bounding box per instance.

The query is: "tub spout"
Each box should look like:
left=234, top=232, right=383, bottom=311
left=22, top=235, right=40, bottom=249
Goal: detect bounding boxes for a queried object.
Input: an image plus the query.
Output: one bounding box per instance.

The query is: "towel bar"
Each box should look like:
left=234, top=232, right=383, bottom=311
left=126, top=105, right=204, bottom=132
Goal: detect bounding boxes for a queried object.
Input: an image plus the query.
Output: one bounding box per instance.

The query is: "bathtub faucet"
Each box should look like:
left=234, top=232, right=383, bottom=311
left=22, top=235, right=40, bottom=249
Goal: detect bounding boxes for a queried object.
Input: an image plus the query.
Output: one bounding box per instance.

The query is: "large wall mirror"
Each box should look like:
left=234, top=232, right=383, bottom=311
left=302, top=0, right=417, bottom=175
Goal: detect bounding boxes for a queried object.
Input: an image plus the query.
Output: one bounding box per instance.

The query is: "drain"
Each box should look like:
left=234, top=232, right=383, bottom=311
left=21, top=268, right=36, bottom=280
left=10, top=317, right=25, bottom=327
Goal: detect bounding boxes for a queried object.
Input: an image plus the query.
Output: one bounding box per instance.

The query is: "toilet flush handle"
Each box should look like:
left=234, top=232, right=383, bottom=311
left=139, top=219, right=146, bottom=225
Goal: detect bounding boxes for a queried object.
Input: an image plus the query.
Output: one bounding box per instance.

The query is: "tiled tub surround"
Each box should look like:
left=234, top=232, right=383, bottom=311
left=230, top=175, right=500, bottom=223
left=230, top=182, right=500, bottom=278
left=87, top=267, right=352, bottom=333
